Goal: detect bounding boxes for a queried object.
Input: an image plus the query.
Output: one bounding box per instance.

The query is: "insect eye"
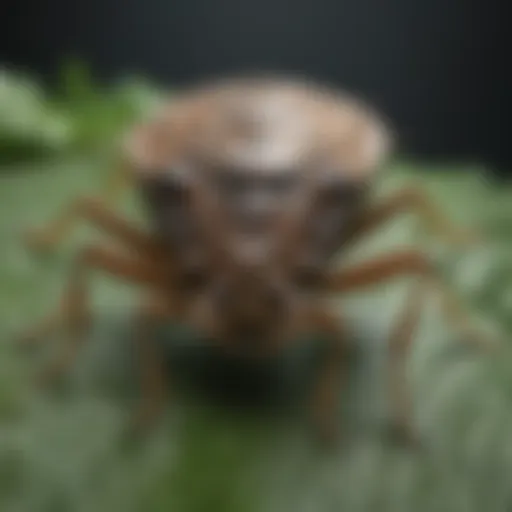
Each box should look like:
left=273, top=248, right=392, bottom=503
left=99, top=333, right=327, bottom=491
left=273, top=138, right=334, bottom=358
left=268, top=175, right=295, bottom=194
left=141, top=170, right=190, bottom=205
left=293, top=263, right=323, bottom=289
left=215, top=173, right=244, bottom=196
left=178, top=249, right=212, bottom=292
left=180, top=268, right=211, bottom=292
left=320, top=180, right=366, bottom=204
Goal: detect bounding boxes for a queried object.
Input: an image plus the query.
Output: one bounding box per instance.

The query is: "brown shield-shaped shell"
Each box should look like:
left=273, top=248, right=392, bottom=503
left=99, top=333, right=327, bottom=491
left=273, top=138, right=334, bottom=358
left=122, top=75, right=395, bottom=282
left=122, top=74, right=394, bottom=182
left=120, top=75, right=395, bottom=352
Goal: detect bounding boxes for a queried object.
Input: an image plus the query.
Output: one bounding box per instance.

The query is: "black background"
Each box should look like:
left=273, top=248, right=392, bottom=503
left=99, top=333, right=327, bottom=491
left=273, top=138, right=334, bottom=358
left=1, top=0, right=510, bottom=176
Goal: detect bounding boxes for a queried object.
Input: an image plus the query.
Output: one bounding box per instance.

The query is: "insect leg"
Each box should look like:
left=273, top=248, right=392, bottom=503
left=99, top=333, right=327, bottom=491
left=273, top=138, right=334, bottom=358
left=386, top=280, right=425, bottom=445
left=51, top=195, right=163, bottom=255
left=323, top=250, right=498, bottom=444
left=324, top=249, right=496, bottom=350
left=24, top=159, right=131, bottom=252
left=20, top=244, right=170, bottom=385
left=343, top=186, right=479, bottom=249
left=128, top=294, right=177, bottom=434
left=307, top=308, right=349, bottom=445
left=19, top=212, right=168, bottom=347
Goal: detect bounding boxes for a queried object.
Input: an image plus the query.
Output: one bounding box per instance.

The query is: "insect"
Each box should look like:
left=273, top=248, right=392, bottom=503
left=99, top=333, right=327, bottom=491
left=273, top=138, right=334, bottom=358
left=18, top=74, right=493, bottom=444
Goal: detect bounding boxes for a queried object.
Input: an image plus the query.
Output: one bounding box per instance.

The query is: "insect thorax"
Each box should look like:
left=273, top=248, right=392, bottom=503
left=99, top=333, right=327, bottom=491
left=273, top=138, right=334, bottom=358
left=129, top=76, right=389, bottom=273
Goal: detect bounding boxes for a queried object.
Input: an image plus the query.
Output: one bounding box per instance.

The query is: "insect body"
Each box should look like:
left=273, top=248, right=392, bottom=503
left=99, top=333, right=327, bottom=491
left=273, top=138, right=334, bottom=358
left=19, top=75, right=492, bottom=443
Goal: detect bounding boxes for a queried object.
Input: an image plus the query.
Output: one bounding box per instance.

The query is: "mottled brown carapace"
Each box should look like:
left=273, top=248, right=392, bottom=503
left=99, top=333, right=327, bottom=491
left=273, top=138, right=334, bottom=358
left=121, top=76, right=395, bottom=357
left=20, top=74, right=491, bottom=444
left=125, top=76, right=393, bottom=281
left=125, top=74, right=393, bottom=180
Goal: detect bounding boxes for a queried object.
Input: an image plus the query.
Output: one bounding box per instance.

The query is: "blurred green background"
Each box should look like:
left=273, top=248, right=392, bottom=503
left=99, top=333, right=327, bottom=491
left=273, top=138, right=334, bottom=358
left=0, top=63, right=511, bottom=512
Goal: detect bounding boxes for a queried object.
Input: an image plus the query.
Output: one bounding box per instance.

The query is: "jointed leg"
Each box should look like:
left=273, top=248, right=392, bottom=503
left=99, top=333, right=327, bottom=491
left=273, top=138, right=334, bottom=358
left=51, top=196, right=164, bottom=256
left=24, top=159, right=132, bottom=252
left=19, top=198, right=172, bottom=350
left=35, top=259, right=91, bottom=385
left=129, top=295, right=178, bottom=433
left=343, top=186, right=479, bottom=250
left=307, top=308, right=349, bottom=444
left=26, top=194, right=172, bottom=269
left=324, top=249, right=496, bottom=442
left=19, top=198, right=175, bottom=352
left=386, top=281, right=425, bottom=445
left=324, top=249, right=493, bottom=349
left=19, top=244, right=171, bottom=385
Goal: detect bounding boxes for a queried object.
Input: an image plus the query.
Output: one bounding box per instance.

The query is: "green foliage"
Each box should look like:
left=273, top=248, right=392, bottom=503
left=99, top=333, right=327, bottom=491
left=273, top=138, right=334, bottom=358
left=0, top=60, right=165, bottom=164
left=0, top=69, right=72, bottom=159
left=54, top=59, right=165, bottom=152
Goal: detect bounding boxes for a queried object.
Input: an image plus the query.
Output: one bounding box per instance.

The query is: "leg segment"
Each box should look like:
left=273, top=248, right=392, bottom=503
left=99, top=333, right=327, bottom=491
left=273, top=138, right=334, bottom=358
left=25, top=194, right=174, bottom=271
left=386, top=281, right=425, bottom=445
left=324, top=249, right=496, bottom=443
left=35, top=260, right=91, bottom=385
left=343, top=186, right=479, bottom=250
left=307, top=308, right=349, bottom=444
left=24, top=160, right=131, bottom=252
left=129, top=295, right=177, bottom=433
left=324, top=249, right=493, bottom=349
left=54, top=196, right=163, bottom=255
left=19, top=244, right=171, bottom=385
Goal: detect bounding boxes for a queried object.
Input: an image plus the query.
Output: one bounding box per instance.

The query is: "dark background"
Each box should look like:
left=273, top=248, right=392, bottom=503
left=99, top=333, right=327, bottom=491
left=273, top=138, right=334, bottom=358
left=1, top=0, right=510, bottom=176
